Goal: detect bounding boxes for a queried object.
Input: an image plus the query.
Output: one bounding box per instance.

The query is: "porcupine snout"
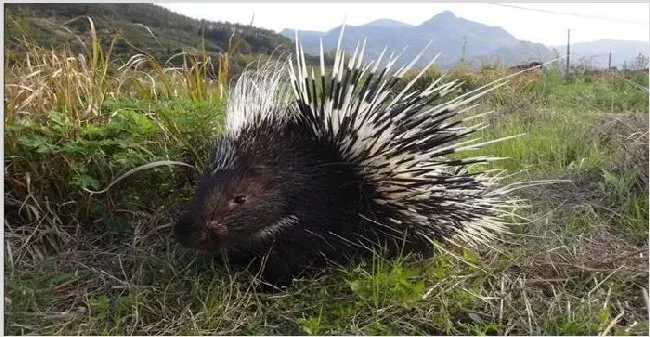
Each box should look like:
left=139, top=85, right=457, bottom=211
left=174, top=207, right=228, bottom=251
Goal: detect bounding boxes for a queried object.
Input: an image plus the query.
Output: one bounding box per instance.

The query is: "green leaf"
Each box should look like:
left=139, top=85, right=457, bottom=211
left=71, top=174, right=100, bottom=190
left=19, top=135, right=57, bottom=154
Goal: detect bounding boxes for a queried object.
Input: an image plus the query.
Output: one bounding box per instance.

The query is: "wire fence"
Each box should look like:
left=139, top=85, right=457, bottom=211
left=489, top=3, right=650, bottom=26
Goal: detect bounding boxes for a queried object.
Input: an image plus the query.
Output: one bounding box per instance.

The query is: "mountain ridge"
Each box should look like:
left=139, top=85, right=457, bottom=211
left=281, top=11, right=648, bottom=69
left=281, top=11, right=554, bottom=69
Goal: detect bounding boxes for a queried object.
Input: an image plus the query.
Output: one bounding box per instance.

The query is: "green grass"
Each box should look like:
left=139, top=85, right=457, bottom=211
left=457, top=109, right=612, bottom=173
left=536, top=70, right=649, bottom=113
left=4, top=17, right=649, bottom=336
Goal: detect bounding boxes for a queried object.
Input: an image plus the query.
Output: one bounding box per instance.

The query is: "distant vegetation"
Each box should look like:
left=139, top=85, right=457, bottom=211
left=4, top=4, right=649, bottom=336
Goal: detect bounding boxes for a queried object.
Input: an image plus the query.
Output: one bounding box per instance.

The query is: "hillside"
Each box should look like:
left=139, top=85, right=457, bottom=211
left=4, top=3, right=298, bottom=73
left=281, top=11, right=555, bottom=69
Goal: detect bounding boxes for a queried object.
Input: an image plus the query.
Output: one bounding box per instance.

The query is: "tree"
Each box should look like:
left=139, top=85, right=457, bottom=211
left=632, top=53, right=649, bottom=70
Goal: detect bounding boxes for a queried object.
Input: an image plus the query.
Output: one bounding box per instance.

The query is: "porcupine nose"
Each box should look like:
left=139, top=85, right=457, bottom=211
left=208, top=220, right=229, bottom=236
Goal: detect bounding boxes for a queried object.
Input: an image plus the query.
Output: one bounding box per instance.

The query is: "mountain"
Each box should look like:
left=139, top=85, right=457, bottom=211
left=281, top=11, right=555, bottom=69
left=9, top=4, right=646, bottom=73
left=550, top=39, right=650, bottom=68
left=363, top=19, right=412, bottom=29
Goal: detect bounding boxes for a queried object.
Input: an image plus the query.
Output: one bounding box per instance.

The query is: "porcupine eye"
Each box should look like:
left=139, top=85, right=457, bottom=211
left=233, top=195, right=248, bottom=204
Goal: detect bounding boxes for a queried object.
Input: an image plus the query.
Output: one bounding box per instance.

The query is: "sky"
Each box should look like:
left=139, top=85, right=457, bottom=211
left=159, top=2, right=649, bottom=46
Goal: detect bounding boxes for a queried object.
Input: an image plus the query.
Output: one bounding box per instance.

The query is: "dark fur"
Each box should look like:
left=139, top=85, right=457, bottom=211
left=175, top=114, right=430, bottom=286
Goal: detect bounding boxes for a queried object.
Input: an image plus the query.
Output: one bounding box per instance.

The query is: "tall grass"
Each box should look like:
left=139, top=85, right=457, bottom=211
left=4, top=17, right=234, bottom=234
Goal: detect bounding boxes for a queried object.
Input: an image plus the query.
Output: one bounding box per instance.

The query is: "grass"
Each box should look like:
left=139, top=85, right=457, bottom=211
left=4, top=18, right=649, bottom=335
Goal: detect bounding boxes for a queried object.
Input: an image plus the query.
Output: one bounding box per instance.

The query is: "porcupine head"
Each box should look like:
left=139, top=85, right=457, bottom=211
left=174, top=32, right=523, bottom=285
left=173, top=60, right=376, bottom=284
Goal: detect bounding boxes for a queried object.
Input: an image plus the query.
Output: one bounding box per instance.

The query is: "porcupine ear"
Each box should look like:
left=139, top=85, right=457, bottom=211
left=287, top=26, right=553, bottom=247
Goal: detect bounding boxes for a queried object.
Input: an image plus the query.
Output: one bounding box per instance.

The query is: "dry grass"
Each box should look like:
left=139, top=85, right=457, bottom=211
left=4, top=30, right=225, bottom=125
left=596, top=113, right=649, bottom=186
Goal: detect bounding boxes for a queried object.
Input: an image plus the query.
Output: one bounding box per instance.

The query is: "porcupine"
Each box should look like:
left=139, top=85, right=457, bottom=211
left=174, top=29, right=523, bottom=286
